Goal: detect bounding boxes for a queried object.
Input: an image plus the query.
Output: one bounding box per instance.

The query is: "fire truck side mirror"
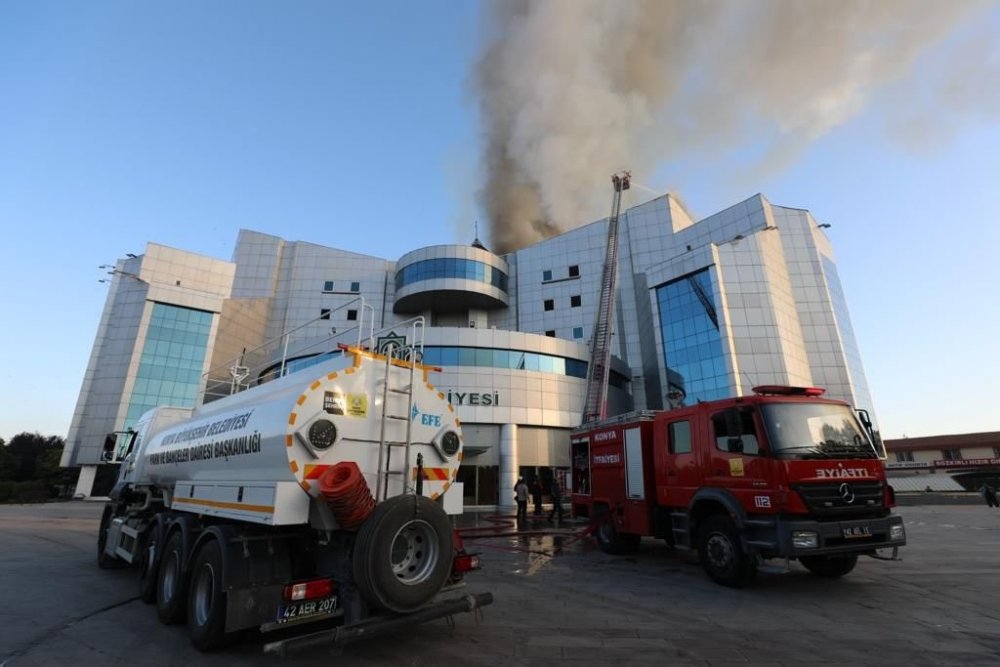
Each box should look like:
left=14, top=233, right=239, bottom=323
left=101, top=433, right=117, bottom=462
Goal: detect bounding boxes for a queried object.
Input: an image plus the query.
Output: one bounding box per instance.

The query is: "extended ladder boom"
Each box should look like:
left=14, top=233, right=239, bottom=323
left=581, top=171, right=630, bottom=424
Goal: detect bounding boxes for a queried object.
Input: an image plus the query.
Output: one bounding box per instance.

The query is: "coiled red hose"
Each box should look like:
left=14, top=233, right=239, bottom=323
left=318, top=462, right=375, bottom=531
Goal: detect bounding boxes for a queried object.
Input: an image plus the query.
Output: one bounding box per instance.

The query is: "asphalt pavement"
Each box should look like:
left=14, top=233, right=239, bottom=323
left=1, top=501, right=999, bottom=665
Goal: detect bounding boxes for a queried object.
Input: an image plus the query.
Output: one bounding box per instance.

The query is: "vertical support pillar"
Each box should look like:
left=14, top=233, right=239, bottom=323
left=74, top=465, right=98, bottom=498
left=499, top=423, right=518, bottom=510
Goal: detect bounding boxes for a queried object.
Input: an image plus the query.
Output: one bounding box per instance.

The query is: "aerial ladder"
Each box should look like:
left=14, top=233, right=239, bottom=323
left=581, top=171, right=630, bottom=424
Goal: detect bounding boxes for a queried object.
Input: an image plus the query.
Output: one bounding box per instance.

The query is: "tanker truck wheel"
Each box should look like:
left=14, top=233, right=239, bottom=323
left=594, top=506, right=641, bottom=555
left=156, top=531, right=190, bottom=624
left=138, top=526, right=161, bottom=604
left=187, top=539, right=230, bottom=651
left=697, top=515, right=756, bottom=588
left=799, top=553, right=858, bottom=578
left=97, top=505, right=120, bottom=569
left=352, top=495, right=454, bottom=613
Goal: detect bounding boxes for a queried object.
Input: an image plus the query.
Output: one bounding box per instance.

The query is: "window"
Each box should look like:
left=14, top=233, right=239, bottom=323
left=544, top=299, right=554, bottom=311
left=570, top=295, right=581, bottom=307
left=350, top=281, right=360, bottom=293
left=711, top=408, right=760, bottom=456
left=568, top=265, right=579, bottom=278
left=323, top=281, right=334, bottom=292
left=545, top=330, right=556, bottom=337
left=993, top=446, right=1000, bottom=458
left=572, top=326, right=584, bottom=339
left=895, top=451, right=915, bottom=462
left=941, top=448, right=962, bottom=461
left=668, top=421, right=692, bottom=454
left=347, top=309, right=358, bottom=321
left=543, top=269, right=552, bottom=282
left=320, top=309, right=331, bottom=320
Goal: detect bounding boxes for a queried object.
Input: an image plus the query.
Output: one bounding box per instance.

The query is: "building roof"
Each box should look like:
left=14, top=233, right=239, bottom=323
left=884, top=432, right=1000, bottom=452
left=888, top=474, right=966, bottom=493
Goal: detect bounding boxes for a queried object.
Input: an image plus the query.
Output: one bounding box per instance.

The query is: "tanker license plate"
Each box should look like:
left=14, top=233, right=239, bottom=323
left=276, top=596, right=337, bottom=624
left=842, top=524, right=872, bottom=539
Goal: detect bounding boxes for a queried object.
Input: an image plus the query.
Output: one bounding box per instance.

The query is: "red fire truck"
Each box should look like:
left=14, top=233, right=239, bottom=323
left=570, top=386, right=906, bottom=587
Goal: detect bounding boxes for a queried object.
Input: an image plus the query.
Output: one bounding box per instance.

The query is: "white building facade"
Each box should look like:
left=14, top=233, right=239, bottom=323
left=65, top=193, right=875, bottom=506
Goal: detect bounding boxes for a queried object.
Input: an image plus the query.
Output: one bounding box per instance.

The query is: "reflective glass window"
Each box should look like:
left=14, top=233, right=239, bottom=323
left=395, top=258, right=508, bottom=292
left=124, top=303, right=212, bottom=430
left=656, top=267, right=731, bottom=405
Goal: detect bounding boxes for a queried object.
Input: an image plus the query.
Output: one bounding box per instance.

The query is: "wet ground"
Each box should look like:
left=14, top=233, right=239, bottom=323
left=2, top=502, right=1000, bottom=665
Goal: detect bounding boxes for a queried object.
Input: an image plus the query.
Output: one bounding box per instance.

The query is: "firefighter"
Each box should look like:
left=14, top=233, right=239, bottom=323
left=548, top=476, right=565, bottom=523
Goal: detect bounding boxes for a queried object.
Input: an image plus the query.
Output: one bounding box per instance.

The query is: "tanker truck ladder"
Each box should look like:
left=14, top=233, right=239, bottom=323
left=374, top=317, right=425, bottom=501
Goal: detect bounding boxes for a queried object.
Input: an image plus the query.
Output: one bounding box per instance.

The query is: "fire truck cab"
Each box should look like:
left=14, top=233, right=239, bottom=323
left=570, top=386, right=906, bottom=587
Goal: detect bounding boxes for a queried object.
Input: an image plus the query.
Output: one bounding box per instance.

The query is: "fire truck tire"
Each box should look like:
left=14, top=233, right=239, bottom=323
left=187, top=539, right=231, bottom=651
left=138, top=527, right=161, bottom=604
left=697, top=515, right=756, bottom=588
left=156, top=531, right=190, bottom=625
left=594, top=509, right=640, bottom=555
left=352, top=495, right=454, bottom=613
left=799, top=554, right=858, bottom=578
left=97, top=505, right=121, bottom=569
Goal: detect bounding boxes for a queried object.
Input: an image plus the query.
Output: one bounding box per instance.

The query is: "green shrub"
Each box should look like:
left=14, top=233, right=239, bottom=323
left=0, top=481, right=12, bottom=502
left=13, top=480, right=49, bottom=503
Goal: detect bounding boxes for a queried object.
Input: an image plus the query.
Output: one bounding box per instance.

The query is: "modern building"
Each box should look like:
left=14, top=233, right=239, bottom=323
left=65, top=192, right=877, bottom=507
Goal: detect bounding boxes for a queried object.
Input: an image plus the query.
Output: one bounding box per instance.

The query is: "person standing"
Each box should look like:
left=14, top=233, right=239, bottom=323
left=514, top=477, right=529, bottom=522
left=982, top=483, right=999, bottom=508
left=531, top=478, right=544, bottom=515
left=548, top=476, right=565, bottom=523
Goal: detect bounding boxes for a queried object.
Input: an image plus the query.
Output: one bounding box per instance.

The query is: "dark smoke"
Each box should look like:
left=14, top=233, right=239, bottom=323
left=474, top=0, right=995, bottom=253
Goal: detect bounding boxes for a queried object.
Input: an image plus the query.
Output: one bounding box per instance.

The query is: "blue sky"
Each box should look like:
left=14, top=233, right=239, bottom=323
left=1, top=1, right=997, bottom=441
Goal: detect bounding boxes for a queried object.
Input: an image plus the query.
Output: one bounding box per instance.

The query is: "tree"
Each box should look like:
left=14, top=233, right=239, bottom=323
left=5, top=432, right=66, bottom=482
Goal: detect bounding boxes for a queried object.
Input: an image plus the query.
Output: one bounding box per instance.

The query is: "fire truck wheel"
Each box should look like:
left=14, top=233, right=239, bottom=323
left=156, top=531, right=190, bottom=625
left=138, top=527, right=161, bottom=604
left=187, top=539, right=231, bottom=651
left=352, top=495, right=454, bottom=613
left=594, top=509, right=640, bottom=555
left=697, top=515, right=756, bottom=588
left=799, top=554, right=858, bottom=578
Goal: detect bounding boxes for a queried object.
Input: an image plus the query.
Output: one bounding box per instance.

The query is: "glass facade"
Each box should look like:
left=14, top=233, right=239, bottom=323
left=421, top=346, right=628, bottom=389
left=656, top=267, right=731, bottom=404
left=395, top=258, right=508, bottom=291
left=124, top=303, right=213, bottom=429
left=822, top=257, right=875, bottom=414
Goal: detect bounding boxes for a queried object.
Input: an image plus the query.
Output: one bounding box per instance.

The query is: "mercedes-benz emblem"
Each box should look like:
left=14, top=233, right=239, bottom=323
left=839, top=482, right=856, bottom=504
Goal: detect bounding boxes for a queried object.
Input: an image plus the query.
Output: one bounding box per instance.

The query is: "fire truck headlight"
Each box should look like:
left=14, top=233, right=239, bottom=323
left=792, top=531, right=819, bottom=549
left=889, top=524, right=905, bottom=541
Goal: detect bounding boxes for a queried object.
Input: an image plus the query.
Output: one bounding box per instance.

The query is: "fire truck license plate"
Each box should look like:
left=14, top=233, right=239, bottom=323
left=276, top=596, right=337, bottom=624
left=841, top=524, right=872, bottom=539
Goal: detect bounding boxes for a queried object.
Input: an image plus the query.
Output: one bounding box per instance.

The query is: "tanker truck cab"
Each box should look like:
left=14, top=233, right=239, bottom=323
left=574, top=385, right=906, bottom=587
left=95, top=330, right=492, bottom=653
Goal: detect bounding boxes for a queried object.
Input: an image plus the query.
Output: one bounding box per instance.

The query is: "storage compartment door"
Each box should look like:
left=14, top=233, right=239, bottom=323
left=624, top=427, right=644, bottom=500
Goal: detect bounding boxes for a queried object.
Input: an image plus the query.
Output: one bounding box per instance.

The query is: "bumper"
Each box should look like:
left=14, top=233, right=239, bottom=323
left=773, top=514, right=906, bottom=557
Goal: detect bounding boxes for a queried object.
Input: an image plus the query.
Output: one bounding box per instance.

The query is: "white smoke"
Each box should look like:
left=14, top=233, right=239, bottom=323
left=474, top=0, right=996, bottom=253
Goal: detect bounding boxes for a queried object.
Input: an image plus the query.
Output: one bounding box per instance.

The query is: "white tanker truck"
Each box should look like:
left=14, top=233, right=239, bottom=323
left=97, top=340, right=492, bottom=653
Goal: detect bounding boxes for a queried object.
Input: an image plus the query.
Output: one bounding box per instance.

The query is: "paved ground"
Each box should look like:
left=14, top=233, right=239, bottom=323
left=1, top=501, right=999, bottom=666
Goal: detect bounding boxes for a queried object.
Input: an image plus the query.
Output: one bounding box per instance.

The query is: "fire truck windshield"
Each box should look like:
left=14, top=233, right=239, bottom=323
left=760, top=403, right=877, bottom=459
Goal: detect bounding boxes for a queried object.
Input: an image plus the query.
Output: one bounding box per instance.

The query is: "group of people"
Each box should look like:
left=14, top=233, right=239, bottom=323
left=513, top=475, right=565, bottom=523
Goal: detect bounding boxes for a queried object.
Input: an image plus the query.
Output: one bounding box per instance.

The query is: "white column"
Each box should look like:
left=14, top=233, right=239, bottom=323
left=73, top=465, right=98, bottom=498
left=499, top=423, right=518, bottom=510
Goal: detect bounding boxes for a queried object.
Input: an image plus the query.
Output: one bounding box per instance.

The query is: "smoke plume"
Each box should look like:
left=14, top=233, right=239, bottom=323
left=475, top=0, right=996, bottom=253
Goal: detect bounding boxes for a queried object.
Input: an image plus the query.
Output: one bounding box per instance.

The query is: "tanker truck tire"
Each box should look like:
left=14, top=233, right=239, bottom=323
left=352, top=495, right=454, bottom=613
left=156, top=532, right=190, bottom=625
left=138, top=527, right=160, bottom=604
left=800, top=553, right=858, bottom=578
left=594, top=506, right=640, bottom=555
left=97, top=506, right=120, bottom=569
left=187, top=539, right=230, bottom=651
left=697, top=515, right=756, bottom=588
